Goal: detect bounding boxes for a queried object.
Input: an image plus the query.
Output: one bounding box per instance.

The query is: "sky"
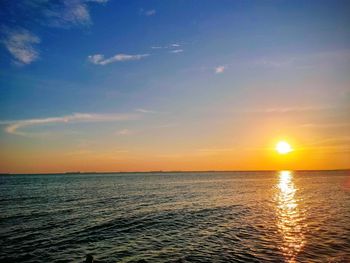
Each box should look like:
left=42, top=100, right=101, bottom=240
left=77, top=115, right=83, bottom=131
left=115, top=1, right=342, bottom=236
left=0, top=0, right=349, bottom=173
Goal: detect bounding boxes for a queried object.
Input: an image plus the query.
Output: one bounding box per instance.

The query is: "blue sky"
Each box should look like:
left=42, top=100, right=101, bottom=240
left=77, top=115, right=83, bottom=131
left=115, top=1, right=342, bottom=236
left=0, top=0, right=349, bottom=172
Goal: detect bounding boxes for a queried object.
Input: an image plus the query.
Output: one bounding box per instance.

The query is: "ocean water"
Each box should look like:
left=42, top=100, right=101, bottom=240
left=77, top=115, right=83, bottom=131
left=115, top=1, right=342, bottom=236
left=1, top=171, right=349, bottom=263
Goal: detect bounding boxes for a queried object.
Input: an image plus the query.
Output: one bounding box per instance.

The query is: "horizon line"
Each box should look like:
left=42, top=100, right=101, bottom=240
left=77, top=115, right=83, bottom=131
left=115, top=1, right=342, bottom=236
left=1, top=168, right=349, bottom=176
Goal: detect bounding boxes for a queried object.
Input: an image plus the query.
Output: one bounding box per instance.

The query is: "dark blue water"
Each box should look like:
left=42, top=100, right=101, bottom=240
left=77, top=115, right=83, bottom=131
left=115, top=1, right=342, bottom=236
left=1, top=171, right=350, bottom=262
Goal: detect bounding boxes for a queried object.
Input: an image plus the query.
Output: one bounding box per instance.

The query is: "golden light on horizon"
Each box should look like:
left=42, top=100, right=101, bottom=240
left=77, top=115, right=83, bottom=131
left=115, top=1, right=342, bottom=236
left=276, top=141, right=293, bottom=155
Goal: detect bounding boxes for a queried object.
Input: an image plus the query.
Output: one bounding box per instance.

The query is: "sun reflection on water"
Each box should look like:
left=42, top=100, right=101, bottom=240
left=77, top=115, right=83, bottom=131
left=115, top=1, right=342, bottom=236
left=276, top=171, right=305, bottom=263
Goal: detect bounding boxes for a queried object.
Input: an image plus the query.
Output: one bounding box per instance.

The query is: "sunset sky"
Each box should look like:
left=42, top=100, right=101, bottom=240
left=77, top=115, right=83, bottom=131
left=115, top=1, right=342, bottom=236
left=0, top=0, right=349, bottom=173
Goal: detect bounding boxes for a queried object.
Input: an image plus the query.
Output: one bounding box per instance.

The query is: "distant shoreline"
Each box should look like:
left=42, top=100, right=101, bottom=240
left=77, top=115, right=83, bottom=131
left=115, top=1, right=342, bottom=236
left=1, top=169, right=349, bottom=176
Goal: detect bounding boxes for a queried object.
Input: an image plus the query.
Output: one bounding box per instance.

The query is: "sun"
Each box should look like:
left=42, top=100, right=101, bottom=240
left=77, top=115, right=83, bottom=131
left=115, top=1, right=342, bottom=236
left=276, top=141, right=293, bottom=154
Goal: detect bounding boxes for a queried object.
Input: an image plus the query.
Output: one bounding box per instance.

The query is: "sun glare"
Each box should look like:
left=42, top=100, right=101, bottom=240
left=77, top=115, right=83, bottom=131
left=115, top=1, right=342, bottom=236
left=276, top=141, right=293, bottom=154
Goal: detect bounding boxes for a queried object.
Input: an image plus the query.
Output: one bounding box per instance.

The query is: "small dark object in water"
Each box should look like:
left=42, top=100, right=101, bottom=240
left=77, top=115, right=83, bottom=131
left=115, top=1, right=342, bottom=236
left=86, top=254, right=94, bottom=263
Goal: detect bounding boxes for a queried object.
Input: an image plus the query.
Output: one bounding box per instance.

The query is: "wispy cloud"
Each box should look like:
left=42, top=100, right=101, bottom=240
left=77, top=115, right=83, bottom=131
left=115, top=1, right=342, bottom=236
left=151, top=43, right=185, bottom=55
left=215, top=66, right=225, bottom=74
left=253, top=57, right=295, bottom=69
left=170, top=49, right=183, bottom=54
left=145, top=9, right=156, bottom=16
left=88, top=53, right=149, bottom=65
left=309, top=136, right=350, bottom=147
left=44, top=1, right=91, bottom=27
left=299, top=137, right=350, bottom=154
left=300, top=122, right=350, bottom=129
left=43, top=0, right=110, bottom=28
left=157, top=148, right=236, bottom=159
left=66, top=149, right=129, bottom=160
left=0, top=112, right=138, bottom=136
left=233, top=105, right=338, bottom=115
left=255, top=105, right=336, bottom=113
left=197, top=148, right=234, bottom=155
left=115, top=129, right=133, bottom=136
left=252, top=50, right=350, bottom=69
left=2, top=29, right=40, bottom=65
left=151, top=43, right=182, bottom=50
left=140, top=9, right=156, bottom=16
left=1, top=0, right=108, bottom=64
left=135, top=108, right=157, bottom=114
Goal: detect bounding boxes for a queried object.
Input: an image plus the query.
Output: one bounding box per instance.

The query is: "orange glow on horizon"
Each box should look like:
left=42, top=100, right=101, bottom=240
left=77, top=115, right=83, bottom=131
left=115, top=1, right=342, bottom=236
left=0, top=132, right=349, bottom=173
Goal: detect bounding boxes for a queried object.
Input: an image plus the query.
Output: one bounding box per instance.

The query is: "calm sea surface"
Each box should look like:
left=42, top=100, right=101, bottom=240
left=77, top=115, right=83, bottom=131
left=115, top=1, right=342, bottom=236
left=1, top=171, right=350, bottom=263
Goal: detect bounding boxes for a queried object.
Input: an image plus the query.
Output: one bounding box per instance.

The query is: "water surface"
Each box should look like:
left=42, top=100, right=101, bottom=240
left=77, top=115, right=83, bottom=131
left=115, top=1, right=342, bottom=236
left=1, top=171, right=349, bottom=262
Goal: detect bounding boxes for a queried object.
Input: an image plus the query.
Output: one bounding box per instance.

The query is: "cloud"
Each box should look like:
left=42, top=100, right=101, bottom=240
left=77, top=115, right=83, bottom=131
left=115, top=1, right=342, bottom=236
left=2, top=29, right=40, bottom=65
left=145, top=9, right=156, bottom=16
left=253, top=57, right=295, bottom=69
left=256, top=105, right=336, bottom=113
left=197, top=148, right=234, bottom=154
left=150, top=43, right=182, bottom=50
left=170, top=49, right=183, bottom=54
left=115, top=129, right=132, bottom=136
left=0, top=112, right=138, bottom=136
left=140, top=9, right=156, bottom=16
left=227, top=105, right=341, bottom=115
left=44, top=0, right=91, bottom=27
left=135, top=108, right=157, bottom=114
left=1, top=0, right=108, bottom=64
left=87, top=54, right=104, bottom=64
left=300, top=122, right=350, bottom=129
left=252, top=50, right=350, bottom=69
left=308, top=136, right=350, bottom=145
left=300, top=137, right=350, bottom=154
left=88, top=53, right=149, bottom=65
left=66, top=149, right=129, bottom=160
left=215, top=66, right=225, bottom=74
left=43, top=0, right=110, bottom=28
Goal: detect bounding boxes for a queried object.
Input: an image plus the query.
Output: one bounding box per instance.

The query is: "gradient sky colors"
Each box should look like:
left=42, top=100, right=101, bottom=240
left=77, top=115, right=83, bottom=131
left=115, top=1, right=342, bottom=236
left=0, top=0, right=349, bottom=173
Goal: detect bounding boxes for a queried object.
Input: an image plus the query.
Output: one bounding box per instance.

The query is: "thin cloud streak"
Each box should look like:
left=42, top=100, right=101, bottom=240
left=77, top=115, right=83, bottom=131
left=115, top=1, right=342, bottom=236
left=252, top=49, right=350, bottom=69
left=151, top=43, right=182, bottom=50
left=88, top=53, right=149, bottom=65
left=300, top=122, right=350, bottom=128
left=135, top=108, right=157, bottom=114
left=170, top=49, right=183, bottom=54
left=240, top=105, right=338, bottom=114
left=304, top=136, right=350, bottom=147
left=115, top=129, right=133, bottom=136
left=0, top=112, right=139, bottom=136
left=197, top=148, right=235, bottom=154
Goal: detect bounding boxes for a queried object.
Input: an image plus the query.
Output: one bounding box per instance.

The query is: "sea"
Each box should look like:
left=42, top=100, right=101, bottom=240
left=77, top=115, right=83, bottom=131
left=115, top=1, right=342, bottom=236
left=1, top=171, right=349, bottom=263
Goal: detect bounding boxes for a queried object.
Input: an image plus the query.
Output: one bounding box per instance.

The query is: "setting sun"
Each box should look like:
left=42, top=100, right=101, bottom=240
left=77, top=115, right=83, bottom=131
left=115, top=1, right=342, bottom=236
left=276, top=141, right=293, bottom=154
